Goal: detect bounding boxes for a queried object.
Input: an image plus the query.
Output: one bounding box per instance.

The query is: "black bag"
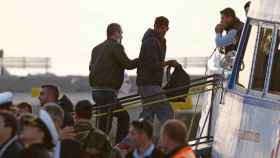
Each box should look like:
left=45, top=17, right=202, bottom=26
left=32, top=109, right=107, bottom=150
left=163, top=64, right=190, bottom=102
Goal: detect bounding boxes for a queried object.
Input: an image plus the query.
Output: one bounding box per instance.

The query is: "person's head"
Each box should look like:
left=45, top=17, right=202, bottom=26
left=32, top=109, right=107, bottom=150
left=75, top=100, right=92, bottom=120
left=160, top=120, right=187, bottom=152
left=107, top=23, right=123, bottom=43
left=244, top=1, right=251, bottom=15
left=39, top=85, right=59, bottom=106
left=154, top=16, right=169, bottom=38
left=44, top=103, right=64, bottom=129
left=220, top=8, right=236, bottom=29
left=20, top=114, right=54, bottom=149
left=17, top=102, right=32, bottom=116
left=0, top=112, right=18, bottom=144
left=127, top=119, right=153, bottom=148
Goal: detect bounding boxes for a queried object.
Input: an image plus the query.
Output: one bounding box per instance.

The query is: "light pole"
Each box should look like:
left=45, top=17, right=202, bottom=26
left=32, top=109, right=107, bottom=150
left=0, top=49, right=4, bottom=76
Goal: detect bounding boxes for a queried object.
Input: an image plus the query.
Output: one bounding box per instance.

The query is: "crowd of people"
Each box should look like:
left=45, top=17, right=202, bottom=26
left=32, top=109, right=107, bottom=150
left=0, top=88, right=196, bottom=158
left=0, top=2, right=251, bottom=158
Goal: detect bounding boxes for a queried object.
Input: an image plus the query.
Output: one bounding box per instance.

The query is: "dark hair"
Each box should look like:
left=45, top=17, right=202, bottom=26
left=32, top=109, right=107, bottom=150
left=75, top=100, right=92, bottom=119
left=0, top=112, right=19, bottom=137
left=162, top=120, right=187, bottom=144
left=220, top=7, right=236, bottom=17
left=17, top=102, right=32, bottom=113
left=107, top=23, right=121, bottom=38
left=131, top=119, right=153, bottom=139
left=154, top=16, right=169, bottom=28
left=58, top=95, right=74, bottom=113
left=244, top=1, right=251, bottom=10
left=41, top=84, right=59, bottom=100
left=44, top=103, right=64, bottom=125
left=20, top=114, right=54, bottom=150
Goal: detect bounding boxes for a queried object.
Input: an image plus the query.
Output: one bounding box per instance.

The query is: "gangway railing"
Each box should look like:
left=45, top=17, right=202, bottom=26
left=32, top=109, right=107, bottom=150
left=169, top=56, right=208, bottom=69
left=91, top=74, right=223, bottom=115
left=91, top=74, right=224, bottom=156
left=92, top=74, right=224, bottom=155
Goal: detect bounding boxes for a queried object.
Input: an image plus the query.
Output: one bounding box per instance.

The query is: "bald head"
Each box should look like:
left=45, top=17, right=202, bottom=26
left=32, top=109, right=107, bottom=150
left=162, top=120, right=187, bottom=144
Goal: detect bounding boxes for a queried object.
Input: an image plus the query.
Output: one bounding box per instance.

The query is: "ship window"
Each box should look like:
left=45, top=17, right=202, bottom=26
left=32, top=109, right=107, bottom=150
left=238, top=26, right=274, bottom=92
left=251, top=27, right=273, bottom=91
left=268, top=31, right=280, bottom=95
left=237, top=25, right=258, bottom=89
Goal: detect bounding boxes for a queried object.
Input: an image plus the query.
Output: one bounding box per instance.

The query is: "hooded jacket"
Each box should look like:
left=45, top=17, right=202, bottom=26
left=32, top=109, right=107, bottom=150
left=136, top=29, right=167, bottom=86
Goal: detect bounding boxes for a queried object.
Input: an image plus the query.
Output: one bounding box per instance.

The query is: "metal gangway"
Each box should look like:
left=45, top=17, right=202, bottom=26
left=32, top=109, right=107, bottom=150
left=90, top=74, right=224, bottom=158
left=170, top=56, right=208, bottom=69
left=168, top=56, right=209, bottom=77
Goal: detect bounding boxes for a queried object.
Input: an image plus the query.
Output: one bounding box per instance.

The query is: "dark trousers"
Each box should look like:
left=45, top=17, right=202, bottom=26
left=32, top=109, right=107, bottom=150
left=92, top=89, right=129, bottom=144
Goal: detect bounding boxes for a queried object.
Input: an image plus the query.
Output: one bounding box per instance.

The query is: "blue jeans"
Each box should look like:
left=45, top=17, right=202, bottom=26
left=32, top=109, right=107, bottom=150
left=139, top=85, right=174, bottom=123
left=92, top=89, right=129, bottom=144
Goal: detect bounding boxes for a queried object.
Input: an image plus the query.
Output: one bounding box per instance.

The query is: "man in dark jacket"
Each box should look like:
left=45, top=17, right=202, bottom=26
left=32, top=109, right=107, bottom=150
left=136, top=16, right=177, bottom=124
left=215, top=8, right=244, bottom=54
left=89, top=23, right=138, bottom=144
left=0, top=112, right=23, bottom=158
left=39, top=84, right=75, bottom=127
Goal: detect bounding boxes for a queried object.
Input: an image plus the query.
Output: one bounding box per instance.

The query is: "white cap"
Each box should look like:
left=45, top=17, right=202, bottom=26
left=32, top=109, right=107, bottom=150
left=38, top=110, right=59, bottom=145
left=0, top=92, right=13, bottom=106
left=38, top=110, right=60, bottom=158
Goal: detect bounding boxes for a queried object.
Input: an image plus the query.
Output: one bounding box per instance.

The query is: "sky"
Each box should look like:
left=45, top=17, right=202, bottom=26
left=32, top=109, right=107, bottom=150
left=0, top=0, right=248, bottom=76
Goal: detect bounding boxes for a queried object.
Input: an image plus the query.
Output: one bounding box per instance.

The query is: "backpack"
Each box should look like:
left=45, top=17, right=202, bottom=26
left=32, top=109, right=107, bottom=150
left=163, top=64, right=190, bottom=102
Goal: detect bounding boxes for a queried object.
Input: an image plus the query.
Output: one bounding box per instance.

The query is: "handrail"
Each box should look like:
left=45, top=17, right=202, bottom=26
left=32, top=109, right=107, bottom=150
left=115, top=74, right=221, bottom=104
left=189, top=140, right=213, bottom=147
left=168, top=56, right=208, bottom=69
left=188, top=136, right=213, bottom=142
left=92, top=87, right=221, bottom=118
left=91, top=74, right=223, bottom=111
